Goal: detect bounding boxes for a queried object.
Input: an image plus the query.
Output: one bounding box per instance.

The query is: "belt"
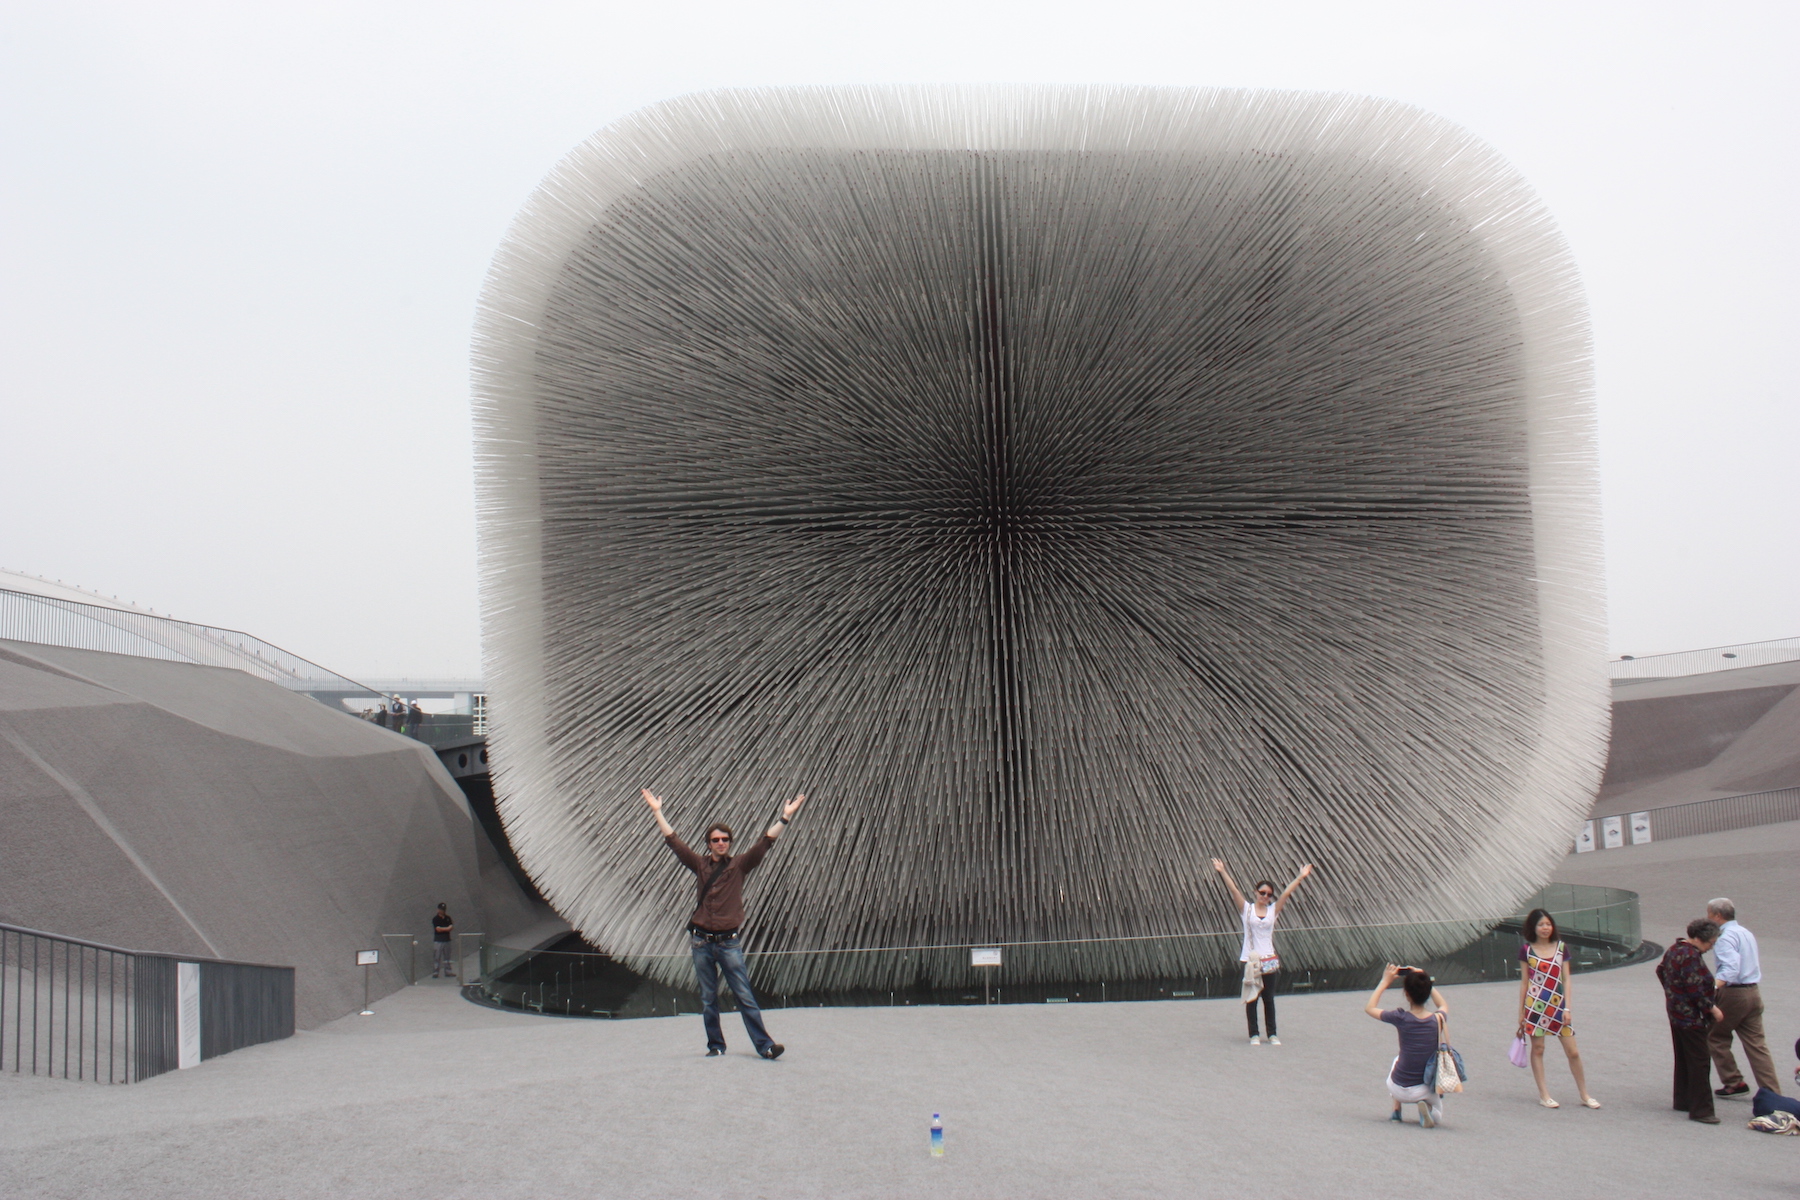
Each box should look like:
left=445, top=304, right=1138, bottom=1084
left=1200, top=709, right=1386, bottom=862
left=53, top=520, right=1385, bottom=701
left=688, top=925, right=739, bottom=942
left=1721, top=982, right=1758, bottom=988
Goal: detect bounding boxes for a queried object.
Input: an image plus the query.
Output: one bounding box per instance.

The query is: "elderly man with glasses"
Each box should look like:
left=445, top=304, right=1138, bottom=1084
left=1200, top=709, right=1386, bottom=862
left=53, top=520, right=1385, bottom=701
left=643, top=788, right=807, bottom=1059
left=1705, top=897, right=1781, bottom=1100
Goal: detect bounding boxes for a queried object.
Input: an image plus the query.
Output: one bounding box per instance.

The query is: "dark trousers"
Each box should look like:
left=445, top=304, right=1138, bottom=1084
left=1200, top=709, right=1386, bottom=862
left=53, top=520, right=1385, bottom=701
left=690, top=934, right=773, bottom=1054
left=1246, top=985, right=1277, bottom=1037
left=1670, top=1023, right=1715, bottom=1119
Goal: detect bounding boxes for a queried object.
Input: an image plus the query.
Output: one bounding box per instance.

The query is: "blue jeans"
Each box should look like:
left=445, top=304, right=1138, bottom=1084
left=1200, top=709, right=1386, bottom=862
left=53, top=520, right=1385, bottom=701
left=689, top=934, right=774, bottom=1054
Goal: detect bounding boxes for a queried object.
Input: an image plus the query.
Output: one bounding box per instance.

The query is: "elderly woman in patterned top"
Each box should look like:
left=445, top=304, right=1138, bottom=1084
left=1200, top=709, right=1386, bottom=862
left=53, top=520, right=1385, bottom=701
left=1657, top=918, right=1726, bottom=1124
left=1517, top=907, right=1600, bottom=1109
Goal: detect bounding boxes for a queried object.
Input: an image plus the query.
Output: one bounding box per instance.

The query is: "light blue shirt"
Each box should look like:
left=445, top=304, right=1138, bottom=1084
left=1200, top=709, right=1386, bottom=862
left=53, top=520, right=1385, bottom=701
left=1712, top=920, right=1761, bottom=986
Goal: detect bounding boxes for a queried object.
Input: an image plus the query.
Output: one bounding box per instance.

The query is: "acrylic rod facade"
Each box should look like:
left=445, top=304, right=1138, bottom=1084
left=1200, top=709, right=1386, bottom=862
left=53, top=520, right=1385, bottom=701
left=473, top=86, right=1608, bottom=992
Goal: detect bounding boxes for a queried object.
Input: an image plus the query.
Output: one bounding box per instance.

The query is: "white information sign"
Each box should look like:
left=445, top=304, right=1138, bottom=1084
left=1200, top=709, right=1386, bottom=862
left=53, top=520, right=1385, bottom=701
left=1601, top=815, right=1624, bottom=850
left=1574, top=820, right=1595, bottom=854
left=177, top=962, right=202, bottom=1070
left=970, top=947, right=1002, bottom=967
left=1630, top=811, right=1652, bottom=845
left=356, top=949, right=380, bottom=966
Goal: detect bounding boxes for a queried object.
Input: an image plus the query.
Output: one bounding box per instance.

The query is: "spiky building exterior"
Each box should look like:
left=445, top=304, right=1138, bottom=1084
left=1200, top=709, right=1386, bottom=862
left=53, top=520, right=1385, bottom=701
left=473, top=87, right=1607, bottom=992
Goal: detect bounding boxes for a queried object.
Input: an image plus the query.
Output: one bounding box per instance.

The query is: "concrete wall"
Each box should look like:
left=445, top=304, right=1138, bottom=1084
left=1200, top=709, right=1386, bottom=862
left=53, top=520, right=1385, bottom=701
left=1598, top=659, right=1800, bottom=816
left=0, top=639, right=538, bottom=1028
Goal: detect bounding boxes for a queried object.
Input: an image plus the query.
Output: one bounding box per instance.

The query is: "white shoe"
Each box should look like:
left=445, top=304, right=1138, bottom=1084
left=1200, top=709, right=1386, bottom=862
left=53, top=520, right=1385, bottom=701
left=1267, top=1036, right=1281, bottom=1045
left=1417, top=1101, right=1436, bottom=1128
left=1249, top=1035, right=1261, bottom=1045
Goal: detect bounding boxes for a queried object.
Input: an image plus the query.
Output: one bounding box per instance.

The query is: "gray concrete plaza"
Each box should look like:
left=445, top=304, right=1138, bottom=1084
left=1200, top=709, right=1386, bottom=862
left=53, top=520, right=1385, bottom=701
left=3, top=822, right=1793, bottom=1199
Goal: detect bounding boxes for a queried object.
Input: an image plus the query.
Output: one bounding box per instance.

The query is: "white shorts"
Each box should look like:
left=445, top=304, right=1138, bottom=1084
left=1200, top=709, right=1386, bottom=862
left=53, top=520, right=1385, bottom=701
left=1387, top=1057, right=1443, bottom=1119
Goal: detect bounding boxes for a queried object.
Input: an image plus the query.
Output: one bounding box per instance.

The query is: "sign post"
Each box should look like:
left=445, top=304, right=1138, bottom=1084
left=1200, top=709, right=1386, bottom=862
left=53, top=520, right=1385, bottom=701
left=356, top=949, right=380, bottom=1015
left=971, top=947, right=1002, bottom=1005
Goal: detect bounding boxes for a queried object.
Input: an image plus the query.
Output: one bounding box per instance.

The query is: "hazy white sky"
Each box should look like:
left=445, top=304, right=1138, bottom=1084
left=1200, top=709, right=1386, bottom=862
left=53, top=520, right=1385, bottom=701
left=2, top=1, right=1794, bottom=678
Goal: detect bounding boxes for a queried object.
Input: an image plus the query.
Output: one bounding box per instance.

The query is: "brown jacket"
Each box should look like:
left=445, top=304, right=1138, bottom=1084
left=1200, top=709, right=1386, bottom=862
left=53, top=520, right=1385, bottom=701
left=664, top=832, right=776, bottom=933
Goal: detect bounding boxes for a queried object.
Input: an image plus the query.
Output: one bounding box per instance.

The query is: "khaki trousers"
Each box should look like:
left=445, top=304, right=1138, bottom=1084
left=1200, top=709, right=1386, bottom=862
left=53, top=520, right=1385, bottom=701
left=1708, top=983, right=1781, bottom=1092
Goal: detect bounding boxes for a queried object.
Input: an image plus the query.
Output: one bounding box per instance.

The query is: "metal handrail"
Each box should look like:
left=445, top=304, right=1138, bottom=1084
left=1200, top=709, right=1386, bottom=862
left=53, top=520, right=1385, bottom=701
left=1589, top=787, right=1800, bottom=849
left=471, top=884, right=1644, bottom=1018
left=0, top=922, right=290, bottom=969
left=382, top=934, right=418, bottom=986
left=0, top=585, right=380, bottom=697
left=1611, top=634, right=1800, bottom=681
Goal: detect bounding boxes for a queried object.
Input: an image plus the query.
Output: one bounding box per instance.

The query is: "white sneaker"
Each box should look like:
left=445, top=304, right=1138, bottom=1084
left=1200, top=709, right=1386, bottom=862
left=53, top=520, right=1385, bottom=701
left=1249, top=1035, right=1261, bottom=1045
left=1268, top=1036, right=1282, bottom=1045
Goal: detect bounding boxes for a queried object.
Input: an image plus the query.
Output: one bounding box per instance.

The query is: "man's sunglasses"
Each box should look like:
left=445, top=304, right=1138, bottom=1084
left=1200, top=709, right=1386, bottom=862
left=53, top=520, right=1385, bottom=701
left=708, top=835, right=732, bottom=844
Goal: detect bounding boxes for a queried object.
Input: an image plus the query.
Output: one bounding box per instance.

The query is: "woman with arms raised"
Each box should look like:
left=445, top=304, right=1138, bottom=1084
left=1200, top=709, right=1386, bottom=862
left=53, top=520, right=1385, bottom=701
left=1211, top=858, right=1312, bottom=1044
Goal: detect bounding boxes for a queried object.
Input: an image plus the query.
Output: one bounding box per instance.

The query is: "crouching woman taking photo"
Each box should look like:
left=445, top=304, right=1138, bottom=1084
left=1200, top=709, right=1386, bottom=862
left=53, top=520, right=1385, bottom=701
left=1365, top=963, right=1450, bottom=1127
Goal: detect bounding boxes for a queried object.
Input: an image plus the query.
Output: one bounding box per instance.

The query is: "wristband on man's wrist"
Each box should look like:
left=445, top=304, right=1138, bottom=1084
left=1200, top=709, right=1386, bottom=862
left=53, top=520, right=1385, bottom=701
left=778, top=816, right=789, bottom=825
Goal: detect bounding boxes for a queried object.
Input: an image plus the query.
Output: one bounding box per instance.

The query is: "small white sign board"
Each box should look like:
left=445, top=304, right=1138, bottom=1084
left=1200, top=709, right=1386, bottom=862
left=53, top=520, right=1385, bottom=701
left=1630, top=811, right=1652, bottom=845
left=1574, top=820, right=1595, bottom=854
left=1601, top=815, right=1624, bottom=850
left=970, top=947, right=1002, bottom=967
left=177, top=962, right=201, bottom=1069
left=356, top=949, right=380, bottom=966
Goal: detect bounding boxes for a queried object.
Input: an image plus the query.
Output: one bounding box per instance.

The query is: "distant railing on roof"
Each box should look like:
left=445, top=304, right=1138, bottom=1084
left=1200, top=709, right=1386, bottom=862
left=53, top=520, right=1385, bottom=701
left=0, top=586, right=374, bottom=696
left=1610, top=635, right=1800, bottom=682
left=1581, top=788, right=1800, bottom=851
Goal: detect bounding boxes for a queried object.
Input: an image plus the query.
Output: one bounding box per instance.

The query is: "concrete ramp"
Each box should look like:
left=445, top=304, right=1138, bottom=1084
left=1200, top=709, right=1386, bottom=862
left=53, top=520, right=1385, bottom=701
left=0, top=639, right=537, bottom=1027
left=1599, top=658, right=1800, bottom=815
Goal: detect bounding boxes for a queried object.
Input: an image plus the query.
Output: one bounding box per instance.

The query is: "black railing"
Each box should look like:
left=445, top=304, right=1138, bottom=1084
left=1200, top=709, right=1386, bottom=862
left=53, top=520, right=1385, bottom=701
left=0, top=923, right=294, bottom=1084
left=355, top=711, right=478, bottom=748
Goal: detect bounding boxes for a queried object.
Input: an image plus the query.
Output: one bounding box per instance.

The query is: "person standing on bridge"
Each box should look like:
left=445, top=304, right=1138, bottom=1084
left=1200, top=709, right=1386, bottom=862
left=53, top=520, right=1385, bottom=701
left=643, top=787, right=806, bottom=1059
left=431, top=903, right=455, bottom=979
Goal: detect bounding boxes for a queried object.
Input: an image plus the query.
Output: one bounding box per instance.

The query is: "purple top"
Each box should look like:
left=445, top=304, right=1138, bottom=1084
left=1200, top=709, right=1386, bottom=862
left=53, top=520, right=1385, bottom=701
left=1382, top=1008, right=1440, bottom=1087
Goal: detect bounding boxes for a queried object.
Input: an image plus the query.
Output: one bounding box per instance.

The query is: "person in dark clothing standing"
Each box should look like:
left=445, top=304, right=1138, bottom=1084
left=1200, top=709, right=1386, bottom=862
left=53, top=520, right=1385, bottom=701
left=642, top=787, right=806, bottom=1059
left=431, top=904, right=455, bottom=979
left=1656, top=918, right=1726, bottom=1123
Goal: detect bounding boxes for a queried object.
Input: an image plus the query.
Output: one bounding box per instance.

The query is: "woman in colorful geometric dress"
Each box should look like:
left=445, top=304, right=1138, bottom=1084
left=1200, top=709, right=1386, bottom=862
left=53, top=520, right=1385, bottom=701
left=1517, top=908, right=1600, bottom=1109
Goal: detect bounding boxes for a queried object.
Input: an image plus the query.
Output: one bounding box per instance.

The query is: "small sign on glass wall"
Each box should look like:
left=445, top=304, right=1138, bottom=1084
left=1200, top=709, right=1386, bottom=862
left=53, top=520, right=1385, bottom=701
left=356, top=949, right=380, bottom=966
left=970, top=947, right=1002, bottom=967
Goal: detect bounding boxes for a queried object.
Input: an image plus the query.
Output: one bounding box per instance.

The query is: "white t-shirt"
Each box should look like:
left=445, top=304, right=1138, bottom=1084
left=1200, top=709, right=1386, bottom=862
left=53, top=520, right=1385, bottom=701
left=1240, top=900, right=1277, bottom=962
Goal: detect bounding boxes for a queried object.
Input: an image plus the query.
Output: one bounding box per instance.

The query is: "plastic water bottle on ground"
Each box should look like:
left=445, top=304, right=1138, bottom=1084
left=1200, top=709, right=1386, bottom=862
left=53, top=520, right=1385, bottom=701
left=930, top=1113, right=943, bottom=1156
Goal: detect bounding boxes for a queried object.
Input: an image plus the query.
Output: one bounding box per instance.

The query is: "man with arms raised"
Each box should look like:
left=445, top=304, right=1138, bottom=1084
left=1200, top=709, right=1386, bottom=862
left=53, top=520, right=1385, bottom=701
left=643, top=787, right=806, bottom=1059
